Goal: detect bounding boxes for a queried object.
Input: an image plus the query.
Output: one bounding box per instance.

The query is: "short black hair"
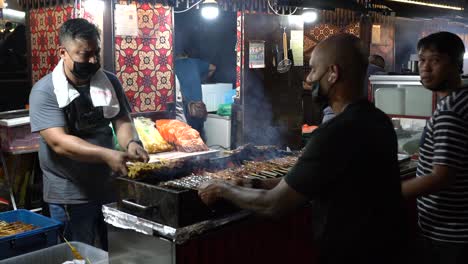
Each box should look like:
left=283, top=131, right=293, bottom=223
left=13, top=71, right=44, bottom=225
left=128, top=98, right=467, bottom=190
left=417, top=31, right=465, bottom=73
left=369, top=54, right=385, bottom=67
left=5, top=22, right=12, bottom=28
left=59, top=18, right=100, bottom=45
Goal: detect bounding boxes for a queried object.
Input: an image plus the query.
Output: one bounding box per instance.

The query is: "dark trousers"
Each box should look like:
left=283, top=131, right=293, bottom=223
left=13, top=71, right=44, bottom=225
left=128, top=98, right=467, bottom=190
left=414, top=236, right=468, bottom=264
left=49, top=202, right=108, bottom=250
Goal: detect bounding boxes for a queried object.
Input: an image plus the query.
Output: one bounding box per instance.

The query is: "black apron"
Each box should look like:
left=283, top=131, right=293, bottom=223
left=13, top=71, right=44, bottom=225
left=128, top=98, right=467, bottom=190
left=62, top=85, right=110, bottom=137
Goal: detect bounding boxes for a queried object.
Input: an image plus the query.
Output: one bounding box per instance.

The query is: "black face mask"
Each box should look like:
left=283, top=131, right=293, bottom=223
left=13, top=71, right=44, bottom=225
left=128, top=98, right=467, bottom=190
left=66, top=50, right=100, bottom=80
left=71, top=60, right=100, bottom=80
left=311, top=71, right=329, bottom=106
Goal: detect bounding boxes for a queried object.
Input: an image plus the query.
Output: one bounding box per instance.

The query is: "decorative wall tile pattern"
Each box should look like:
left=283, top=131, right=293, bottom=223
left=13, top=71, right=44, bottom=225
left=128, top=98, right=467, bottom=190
left=303, top=22, right=360, bottom=66
left=115, top=3, right=174, bottom=112
left=30, top=4, right=74, bottom=84
left=235, top=11, right=242, bottom=99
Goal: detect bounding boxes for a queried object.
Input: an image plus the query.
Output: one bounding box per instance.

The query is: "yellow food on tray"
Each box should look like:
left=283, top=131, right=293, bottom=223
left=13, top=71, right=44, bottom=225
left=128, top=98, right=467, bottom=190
left=0, top=220, right=36, bottom=237
left=134, top=117, right=173, bottom=154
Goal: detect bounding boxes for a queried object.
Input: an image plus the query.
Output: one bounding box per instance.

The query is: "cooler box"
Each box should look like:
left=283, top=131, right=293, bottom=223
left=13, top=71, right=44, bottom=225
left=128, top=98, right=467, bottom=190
left=205, top=114, right=231, bottom=149
left=0, top=242, right=108, bottom=264
left=202, top=83, right=233, bottom=112
left=0, top=209, right=61, bottom=260
left=0, top=113, right=40, bottom=152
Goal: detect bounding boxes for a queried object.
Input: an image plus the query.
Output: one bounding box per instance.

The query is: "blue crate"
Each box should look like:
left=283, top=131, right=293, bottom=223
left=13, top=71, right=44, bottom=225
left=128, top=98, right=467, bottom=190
left=0, top=209, right=62, bottom=260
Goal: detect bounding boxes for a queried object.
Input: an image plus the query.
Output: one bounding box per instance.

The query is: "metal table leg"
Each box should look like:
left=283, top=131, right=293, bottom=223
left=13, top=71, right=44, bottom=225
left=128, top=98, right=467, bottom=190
left=0, top=152, right=17, bottom=210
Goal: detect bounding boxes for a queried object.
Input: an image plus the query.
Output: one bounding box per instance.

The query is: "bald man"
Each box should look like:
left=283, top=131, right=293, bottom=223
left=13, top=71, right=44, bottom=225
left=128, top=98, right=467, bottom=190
left=198, top=34, right=406, bottom=264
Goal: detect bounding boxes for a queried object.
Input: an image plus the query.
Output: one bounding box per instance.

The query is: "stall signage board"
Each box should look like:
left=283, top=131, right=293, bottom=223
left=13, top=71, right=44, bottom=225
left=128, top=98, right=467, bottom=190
left=249, top=41, right=265, bottom=69
left=115, top=4, right=138, bottom=37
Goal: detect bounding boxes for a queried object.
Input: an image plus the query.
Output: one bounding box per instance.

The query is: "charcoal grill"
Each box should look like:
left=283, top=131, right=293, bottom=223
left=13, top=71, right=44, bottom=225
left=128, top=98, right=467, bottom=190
left=117, top=146, right=298, bottom=227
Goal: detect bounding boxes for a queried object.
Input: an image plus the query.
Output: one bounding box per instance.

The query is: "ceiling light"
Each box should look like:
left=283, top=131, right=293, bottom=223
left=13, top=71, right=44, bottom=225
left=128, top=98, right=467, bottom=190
left=302, top=9, right=318, bottom=23
left=3, top=8, right=25, bottom=20
left=388, top=0, right=463, bottom=11
left=201, top=0, right=219, bottom=20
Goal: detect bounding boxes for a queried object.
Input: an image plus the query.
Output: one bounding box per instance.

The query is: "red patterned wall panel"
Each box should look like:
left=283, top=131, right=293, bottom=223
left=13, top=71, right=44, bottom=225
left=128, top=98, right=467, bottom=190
left=115, top=3, right=174, bottom=113
left=303, top=22, right=360, bottom=66
left=30, top=4, right=74, bottom=84
left=235, top=11, right=242, bottom=100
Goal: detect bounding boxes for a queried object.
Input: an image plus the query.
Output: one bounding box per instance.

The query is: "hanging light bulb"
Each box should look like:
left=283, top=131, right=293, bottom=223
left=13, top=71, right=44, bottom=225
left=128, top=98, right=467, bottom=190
left=302, top=8, right=318, bottom=24
left=201, top=0, right=219, bottom=20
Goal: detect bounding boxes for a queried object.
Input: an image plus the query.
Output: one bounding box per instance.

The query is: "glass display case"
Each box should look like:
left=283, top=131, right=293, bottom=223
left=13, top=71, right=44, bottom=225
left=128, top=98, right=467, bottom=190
left=369, top=75, right=434, bottom=155
left=369, top=75, right=435, bottom=119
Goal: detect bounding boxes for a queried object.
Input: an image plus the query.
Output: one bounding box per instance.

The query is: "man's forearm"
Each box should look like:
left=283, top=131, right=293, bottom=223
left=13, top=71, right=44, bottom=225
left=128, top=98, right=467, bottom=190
left=402, top=173, right=451, bottom=199
left=50, top=134, right=113, bottom=163
left=219, top=183, right=276, bottom=217
left=258, top=178, right=281, bottom=190
left=114, top=116, right=138, bottom=150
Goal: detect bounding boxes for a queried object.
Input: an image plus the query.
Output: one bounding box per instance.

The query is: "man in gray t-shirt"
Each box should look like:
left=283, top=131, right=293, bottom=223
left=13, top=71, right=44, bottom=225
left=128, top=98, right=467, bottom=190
left=29, top=19, right=148, bottom=250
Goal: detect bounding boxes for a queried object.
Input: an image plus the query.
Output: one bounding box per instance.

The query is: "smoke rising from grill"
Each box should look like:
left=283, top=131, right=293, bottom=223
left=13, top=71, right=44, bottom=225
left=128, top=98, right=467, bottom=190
left=243, top=69, right=286, bottom=148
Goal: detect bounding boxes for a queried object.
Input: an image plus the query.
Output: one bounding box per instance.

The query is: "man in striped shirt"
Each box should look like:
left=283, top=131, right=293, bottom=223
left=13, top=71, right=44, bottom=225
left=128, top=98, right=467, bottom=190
left=402, top=32, right=468, bottom=263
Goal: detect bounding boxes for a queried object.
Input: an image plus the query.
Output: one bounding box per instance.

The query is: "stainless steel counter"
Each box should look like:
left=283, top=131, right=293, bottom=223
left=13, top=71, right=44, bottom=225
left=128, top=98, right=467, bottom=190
left=103, top=203, right=251, bottom=264
left=103, top=203, right=250, bottom=244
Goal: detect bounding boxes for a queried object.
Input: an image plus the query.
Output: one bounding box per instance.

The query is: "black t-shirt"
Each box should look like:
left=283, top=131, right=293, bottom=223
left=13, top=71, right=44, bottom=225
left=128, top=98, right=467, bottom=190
left=285, top=99, right=406, bottom=260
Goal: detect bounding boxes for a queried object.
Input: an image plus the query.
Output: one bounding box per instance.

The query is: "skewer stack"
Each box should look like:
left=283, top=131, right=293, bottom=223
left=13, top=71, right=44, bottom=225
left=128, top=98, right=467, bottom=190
left=0, top=221, right=36, bottom=237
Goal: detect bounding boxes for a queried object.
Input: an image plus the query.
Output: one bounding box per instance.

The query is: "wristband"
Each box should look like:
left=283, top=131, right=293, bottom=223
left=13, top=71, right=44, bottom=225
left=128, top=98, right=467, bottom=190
left=126, top=139, right=143, bottom=150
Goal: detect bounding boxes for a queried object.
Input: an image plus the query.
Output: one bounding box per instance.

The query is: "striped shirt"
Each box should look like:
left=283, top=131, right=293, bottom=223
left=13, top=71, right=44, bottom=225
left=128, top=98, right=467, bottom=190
left=417, top=88, right=468, bottom=243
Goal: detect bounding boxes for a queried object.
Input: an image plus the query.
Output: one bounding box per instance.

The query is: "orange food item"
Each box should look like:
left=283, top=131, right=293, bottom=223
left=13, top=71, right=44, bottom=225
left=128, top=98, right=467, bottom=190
left=156, top=119, right=209, bottom=152
left=302, top=124, right=318, bottom=134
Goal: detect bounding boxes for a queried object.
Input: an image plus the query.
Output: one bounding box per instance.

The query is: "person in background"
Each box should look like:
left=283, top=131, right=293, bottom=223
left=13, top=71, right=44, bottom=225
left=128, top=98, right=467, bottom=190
left=402, top=32, right=468, bottom=264
left=0, top=24, right=27, bottom=70
left=368, top=54, right=386, bottom=74
left=174, top=76, right=187, bottom=123
left=29, top=18, right=149, bottom=250
left=364, top=54, right=387, bottom=98
left=199, top=34, right=406, bottom=264
left=175, top=51, right=216, bottom=139
left=0, top=22, right=13, bottom=41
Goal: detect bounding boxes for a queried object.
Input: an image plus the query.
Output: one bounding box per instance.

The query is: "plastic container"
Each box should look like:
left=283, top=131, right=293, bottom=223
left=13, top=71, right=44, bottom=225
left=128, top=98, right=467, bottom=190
left=0, top=209, right=62, bottom=260
left=0, top=117, right=40, bottom=152
left=0, top=242, right=109, bottom=264
left=205, top=114, right=231, bottom=149
left=223, top=89, right=236, bottom=104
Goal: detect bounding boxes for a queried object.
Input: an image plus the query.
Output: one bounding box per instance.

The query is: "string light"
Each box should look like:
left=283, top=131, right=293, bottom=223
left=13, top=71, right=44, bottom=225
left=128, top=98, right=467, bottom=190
left=388, top=0, right=463, bottom=11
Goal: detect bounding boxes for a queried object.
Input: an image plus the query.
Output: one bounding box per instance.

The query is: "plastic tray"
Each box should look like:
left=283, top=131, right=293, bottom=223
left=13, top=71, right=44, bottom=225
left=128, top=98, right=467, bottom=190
left=0, top=242, right=108, bottom=264
left=0, top=209, right=62, bottom=260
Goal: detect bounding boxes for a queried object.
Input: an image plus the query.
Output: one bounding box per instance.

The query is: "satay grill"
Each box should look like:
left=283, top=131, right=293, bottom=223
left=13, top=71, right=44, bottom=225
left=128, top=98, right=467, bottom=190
left=117, top=145, right=299, bottom=227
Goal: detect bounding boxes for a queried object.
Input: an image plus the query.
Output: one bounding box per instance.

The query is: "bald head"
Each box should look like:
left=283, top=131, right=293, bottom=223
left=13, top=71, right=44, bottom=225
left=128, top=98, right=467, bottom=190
left=310, top=34, right=368, bottom=89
